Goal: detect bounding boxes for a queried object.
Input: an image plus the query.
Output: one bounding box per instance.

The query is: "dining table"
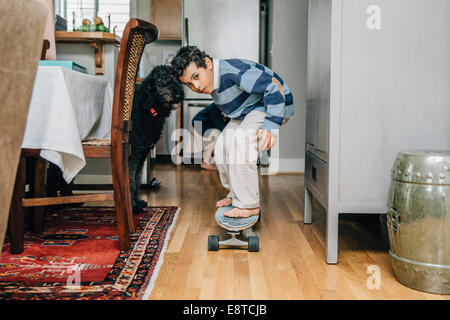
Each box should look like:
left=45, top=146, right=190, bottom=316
left=21, top=65, right=113, bottom=183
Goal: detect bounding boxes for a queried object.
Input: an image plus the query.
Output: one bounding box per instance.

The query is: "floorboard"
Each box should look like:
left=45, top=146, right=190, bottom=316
left=133, top=164, right=449, bottom=300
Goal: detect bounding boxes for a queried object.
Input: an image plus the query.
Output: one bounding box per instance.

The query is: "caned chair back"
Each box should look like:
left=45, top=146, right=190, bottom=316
left=111, top=19, right=158, bottom=146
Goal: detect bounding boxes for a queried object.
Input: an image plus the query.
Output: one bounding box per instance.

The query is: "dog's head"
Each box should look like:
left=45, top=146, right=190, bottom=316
left=137, top=65, right=185, bottom=116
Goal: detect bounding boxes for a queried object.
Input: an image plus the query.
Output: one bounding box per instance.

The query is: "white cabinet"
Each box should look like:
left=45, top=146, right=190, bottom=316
left=304, top=0, right=450, bottom=264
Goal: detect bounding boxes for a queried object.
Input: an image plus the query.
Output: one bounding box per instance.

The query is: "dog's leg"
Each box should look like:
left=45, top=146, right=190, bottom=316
left=129, top=146, right=142, bottom=213
left=129, top=147, right=149, bottom=214
left=134, top=150, right=149, bottom=212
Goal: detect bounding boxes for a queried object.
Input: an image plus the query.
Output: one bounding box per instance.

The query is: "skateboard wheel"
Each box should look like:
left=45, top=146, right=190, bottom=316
left=208, top=235, right=219, bottom=251
left=248, top=236, right=259, bottom=252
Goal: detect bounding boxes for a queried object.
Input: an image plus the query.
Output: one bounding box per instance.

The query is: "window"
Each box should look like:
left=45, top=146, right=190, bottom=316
left=98, top=1, right=130, bottom=36
left=54, top=0, right=130, bottom=36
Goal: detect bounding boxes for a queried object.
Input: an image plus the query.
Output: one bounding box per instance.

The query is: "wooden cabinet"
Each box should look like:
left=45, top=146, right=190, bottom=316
left=150, top=0, right=182, bottom=40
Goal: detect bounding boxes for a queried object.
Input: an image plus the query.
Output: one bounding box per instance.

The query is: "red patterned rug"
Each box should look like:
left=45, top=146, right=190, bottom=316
left=0, top=206, right=179, bottom=300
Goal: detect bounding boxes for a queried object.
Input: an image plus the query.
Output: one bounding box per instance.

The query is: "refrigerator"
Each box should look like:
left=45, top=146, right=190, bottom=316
left=179, top=0, right=264, bottom=163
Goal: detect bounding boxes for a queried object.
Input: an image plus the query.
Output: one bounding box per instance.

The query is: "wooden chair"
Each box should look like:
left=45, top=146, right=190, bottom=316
left=41, top=39, right=50, bottom=60
left=8, top=19, right=159, bottom=254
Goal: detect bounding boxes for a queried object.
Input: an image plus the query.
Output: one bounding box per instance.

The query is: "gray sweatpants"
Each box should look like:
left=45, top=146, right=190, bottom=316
left=213, top=110, right=267, bottom=209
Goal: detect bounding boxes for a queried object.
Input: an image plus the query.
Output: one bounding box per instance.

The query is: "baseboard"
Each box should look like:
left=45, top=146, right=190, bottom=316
left=261, top=158, right=305, bottom=175
left=74, top=174, right=113, bottom=184
left=75, top=158, right=306, bottom=183
left=155, top=154, right=174, bottom=163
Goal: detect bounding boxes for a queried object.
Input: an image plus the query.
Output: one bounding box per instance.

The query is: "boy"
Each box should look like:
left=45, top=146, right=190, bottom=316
left=171, top=46, right=293, bottom=218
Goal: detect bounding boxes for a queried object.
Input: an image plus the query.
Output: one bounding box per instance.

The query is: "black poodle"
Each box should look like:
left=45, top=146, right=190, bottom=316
left=129, top=65, right=184, bottom=213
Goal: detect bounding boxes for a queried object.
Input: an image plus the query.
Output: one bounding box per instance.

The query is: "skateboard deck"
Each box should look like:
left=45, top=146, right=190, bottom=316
left=215, top=205, right=260, bottom=232
left=209, top=206, right=261, bottom=251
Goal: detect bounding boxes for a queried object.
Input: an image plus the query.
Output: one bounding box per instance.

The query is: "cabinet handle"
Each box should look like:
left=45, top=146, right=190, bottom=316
left=184, top=18, right=189, bottom=46
left=389, top=207, right=401, bottom=233
left=312, top=166, right=317, bottom=182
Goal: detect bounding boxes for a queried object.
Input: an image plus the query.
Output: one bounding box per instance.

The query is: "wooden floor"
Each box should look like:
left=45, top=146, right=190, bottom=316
left=140, top=163, right=448, bottom=300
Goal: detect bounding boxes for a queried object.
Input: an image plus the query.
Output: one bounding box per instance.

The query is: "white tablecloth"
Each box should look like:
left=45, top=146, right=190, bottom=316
left=22, top=66, right=113, bottom=183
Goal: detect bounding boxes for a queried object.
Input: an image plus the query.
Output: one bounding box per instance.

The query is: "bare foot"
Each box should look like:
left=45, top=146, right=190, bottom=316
left=224, top=207, right=260, bottom=218
left=200, top=161, right=217, bottom=171
left=216, top=197, right=232, bottom=208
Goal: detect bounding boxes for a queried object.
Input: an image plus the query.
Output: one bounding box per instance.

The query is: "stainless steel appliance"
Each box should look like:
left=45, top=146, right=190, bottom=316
left=155, top=108, right=179, bottom=158
left=179, top=0, right=263, bottom=163
left=181, top=100, right=211, bottom=163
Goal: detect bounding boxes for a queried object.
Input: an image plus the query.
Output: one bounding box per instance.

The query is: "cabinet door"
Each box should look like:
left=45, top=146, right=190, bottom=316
left=306, top=0, right=332, bottom=161
left=339, top=0, right=450, bottom=203
left=151, top=0, right=182, bottom=40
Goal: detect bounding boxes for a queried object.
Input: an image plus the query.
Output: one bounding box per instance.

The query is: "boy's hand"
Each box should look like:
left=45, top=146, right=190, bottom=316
left=257, top=128, right=277, bottom=151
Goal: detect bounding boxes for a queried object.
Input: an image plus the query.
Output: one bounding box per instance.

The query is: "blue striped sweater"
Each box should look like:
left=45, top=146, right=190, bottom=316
left=211, top=59, right=294, bottom=135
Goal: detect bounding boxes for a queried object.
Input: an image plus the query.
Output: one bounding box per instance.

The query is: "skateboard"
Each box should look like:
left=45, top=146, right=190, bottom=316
left=208, top=205, right=261, bottom=252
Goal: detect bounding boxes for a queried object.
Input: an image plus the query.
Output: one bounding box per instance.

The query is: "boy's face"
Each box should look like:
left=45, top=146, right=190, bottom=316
left=178, top=57, right=214, bottom=94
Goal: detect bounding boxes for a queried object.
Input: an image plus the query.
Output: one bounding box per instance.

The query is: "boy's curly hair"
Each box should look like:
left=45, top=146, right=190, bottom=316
left=171, top=46, right=213, bottom=78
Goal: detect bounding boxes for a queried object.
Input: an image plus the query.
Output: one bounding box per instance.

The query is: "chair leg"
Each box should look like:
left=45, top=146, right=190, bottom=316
left=9, top=153, right=26, bottom=254
left=123, top=159, right=135, bottom=234
left=111, top=147, right=131, bottom=251
left=33, top=158, right=47, bottom=233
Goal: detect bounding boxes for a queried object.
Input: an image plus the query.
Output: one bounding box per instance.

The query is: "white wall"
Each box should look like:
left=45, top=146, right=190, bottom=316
left=130, top=0, right=150, bottom=21
left=268, top=0, right=309, bottom=173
